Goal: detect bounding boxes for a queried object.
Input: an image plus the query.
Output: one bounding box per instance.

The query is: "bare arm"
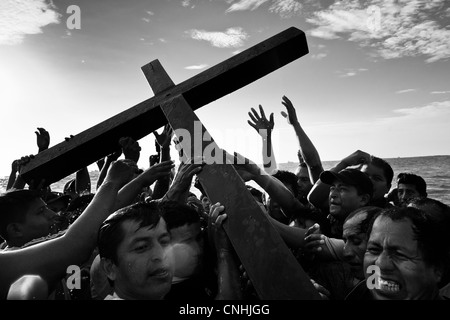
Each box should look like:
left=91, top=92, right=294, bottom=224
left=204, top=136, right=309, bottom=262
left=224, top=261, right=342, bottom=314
left=281, top=96, right=323, bottom=183
left=115, top=160, right=175, bottom=210
left=247, top=105, right=277, bottom=175
left=0, top=160, right=135, bottom=299
left=152, top=124, right=174, bottom=199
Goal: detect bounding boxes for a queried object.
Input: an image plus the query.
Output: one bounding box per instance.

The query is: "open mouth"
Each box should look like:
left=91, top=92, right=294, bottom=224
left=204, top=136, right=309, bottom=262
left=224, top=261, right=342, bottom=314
left=149, top=268, right=170, bottom=279
left=375, top=278, right=401, bottom=296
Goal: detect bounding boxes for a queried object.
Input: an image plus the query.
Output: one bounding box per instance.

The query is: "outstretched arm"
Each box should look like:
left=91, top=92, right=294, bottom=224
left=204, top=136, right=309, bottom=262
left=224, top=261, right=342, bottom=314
left=209, top=203, right=243, bottom=300
left=96, top=149, right=122, bottom=189
left=281, top=96, right=323, bottom=183
left=247, top=104, right=277, bottom=175
left=115, top=160, right=175, bottom=210
left=152, top=124, right=174, bottom=199
left=0, top=159, right=135, bottom=299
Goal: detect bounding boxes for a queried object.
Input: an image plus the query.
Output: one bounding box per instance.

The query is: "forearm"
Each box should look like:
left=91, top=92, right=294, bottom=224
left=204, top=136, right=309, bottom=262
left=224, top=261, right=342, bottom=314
left=115, top=176, right=147, bottom=210
left=292, top=122, right=323, bottom=182
left=261, top=134, right=277, bottom=175
left=152, top=147, right=171, bottom=199
left=253, top=174, right=300, bottom=217
left=269, top=216, right=307, bottom=248
left=96, top=159, right=113, bottom=189
left=6, top=171, right=17, bottom=190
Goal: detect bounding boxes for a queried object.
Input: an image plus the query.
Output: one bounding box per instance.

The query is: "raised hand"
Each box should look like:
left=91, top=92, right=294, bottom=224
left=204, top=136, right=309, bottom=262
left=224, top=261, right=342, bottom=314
left=138, top=160, right=175, bottom=186
left=247, top=104, right=274, bottom=137
left=35, top=127, right=50, bottom=152
left=280, top=95, right=298, bottom=125
left=153, top=124, right=173, bottom=149
left=118, top=137, right=141, bottom=163
left=171, top=161, right=204, bottom=192
left=103, top=159, right=139, bottom=188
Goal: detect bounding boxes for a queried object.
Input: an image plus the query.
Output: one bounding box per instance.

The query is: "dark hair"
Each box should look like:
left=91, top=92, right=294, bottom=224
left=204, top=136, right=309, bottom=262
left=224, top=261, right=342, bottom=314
left=0, top=189, right=41, bottom=240
left=272, top=170, right=299, bottom=198
left=371, top=156, right=394, bottom=189
left=160, top=201, right=200, bottom=230
left=97, top=200, right=164, bottom=264
left=366, top=206, right=450, bottom=269
left=397, top=173, right=427, bottom=197
left=344, top=206, right=383, bottom=235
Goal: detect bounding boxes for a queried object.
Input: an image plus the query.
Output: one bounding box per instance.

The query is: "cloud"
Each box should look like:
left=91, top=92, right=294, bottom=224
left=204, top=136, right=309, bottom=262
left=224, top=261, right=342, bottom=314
left=392, top=100, right=450, bottom=118
left=184, top=64, right=209, bottom=70
left=226, top=0, right=302, bottom=17
left=311, top=53, right=327, bottom=60
left=186, top=27, right=249, bottom=48
left=269, top=0, right=302, bottom=18
left=396, top=89, right=416, bottom=94
left=159, top=38, right=167, bottom=43
left=181, top=0, right=191, bottom=7
left=0, top=0, right=61, bottom=45
left=431, top=90, right=450, bottom=94
left=337, top=68, right=368, bottom=78
left=307, top=0, right=450, bottom=63
left=142, top=18, right=150, bottom=23
left=226, top=0, right=269, bottom=13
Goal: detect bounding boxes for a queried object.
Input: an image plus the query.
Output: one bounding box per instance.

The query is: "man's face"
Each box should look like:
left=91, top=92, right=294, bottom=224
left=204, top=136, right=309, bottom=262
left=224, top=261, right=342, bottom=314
left=109, top=218, right=174, bottom=300
left=19, top=198, right=57, bottom=244
left=295, top=166, right=313, bottom=200
left=397, top=183, right=421, bottom=205
left=201, top=196, right=211, bottom=213
left=169, top=222, right=204, bottom=279
left=329, top=182, right=367, bottom=221
left=343, top=212, right=368, bottom=280
left=363, top=216, right=441, bottom=300
left=360, top=164, right=389, bottom=201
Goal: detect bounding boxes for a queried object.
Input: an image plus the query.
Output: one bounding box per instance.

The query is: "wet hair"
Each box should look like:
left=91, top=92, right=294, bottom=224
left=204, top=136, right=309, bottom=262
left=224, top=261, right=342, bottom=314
left=160, top=201, right=200, bottom=230
left=397, top=173, right=427, bottom=197
left=407, top=197, right=450, bottom=229
left=272, top=170, right=299, bottom=198
left=366, top=206, right=450, bottom=269
left=97, top=200, right=165, bottom=264
left=344, top=206, right=383, bottom=235
left=0, top=189, right=41, bottom=240
left=370, top=156, right=394, bottom=189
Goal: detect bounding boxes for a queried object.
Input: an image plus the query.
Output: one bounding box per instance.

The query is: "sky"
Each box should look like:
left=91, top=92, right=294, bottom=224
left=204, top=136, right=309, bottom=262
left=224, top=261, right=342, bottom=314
left=1, top=0, right=450, bottom=178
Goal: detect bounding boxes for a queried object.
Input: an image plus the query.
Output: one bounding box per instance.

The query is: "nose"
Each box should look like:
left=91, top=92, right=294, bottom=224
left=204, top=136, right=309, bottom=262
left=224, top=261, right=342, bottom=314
left=342, top=243, right=354, bottom=261
left=374, top=250, right=394, bottom=272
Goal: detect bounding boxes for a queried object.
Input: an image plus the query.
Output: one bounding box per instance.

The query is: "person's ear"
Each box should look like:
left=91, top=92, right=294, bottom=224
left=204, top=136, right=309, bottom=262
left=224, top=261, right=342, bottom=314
left=6, top=223, right=23, bottom=239
left=101, top=258, right=117, bottom=282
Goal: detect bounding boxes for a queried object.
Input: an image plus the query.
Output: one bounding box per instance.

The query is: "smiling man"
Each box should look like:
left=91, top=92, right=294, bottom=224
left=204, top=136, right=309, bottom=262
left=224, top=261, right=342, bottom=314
left=353, top=206, right=448, bottom=300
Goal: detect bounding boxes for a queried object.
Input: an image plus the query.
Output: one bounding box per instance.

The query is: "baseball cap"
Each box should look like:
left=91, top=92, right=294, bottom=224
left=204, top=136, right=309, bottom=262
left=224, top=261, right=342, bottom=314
left=320, top=168, right=373, bottom=198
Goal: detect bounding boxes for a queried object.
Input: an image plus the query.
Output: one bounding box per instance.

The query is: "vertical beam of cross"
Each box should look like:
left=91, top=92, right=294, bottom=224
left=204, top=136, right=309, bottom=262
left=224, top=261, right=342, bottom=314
left=142, top=61, right=320, bottom=300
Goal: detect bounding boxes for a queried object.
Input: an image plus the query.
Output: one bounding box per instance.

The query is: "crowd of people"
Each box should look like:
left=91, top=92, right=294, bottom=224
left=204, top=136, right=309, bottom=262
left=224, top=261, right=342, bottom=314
left=1, top=96, right=449, bottom=300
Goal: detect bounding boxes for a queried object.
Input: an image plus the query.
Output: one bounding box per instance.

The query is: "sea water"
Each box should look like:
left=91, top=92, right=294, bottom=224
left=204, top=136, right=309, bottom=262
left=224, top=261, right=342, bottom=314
left=1, top=155, right=449, bottom=205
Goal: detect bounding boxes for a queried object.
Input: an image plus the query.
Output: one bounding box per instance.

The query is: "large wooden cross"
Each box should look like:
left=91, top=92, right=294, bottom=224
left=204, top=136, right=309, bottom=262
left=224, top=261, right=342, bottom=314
left=21, top=27, right=320, bottom=299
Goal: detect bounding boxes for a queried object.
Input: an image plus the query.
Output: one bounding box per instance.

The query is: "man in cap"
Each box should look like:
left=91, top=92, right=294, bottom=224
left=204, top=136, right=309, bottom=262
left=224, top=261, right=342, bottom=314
left=319, top=168, right=373, bottom=238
